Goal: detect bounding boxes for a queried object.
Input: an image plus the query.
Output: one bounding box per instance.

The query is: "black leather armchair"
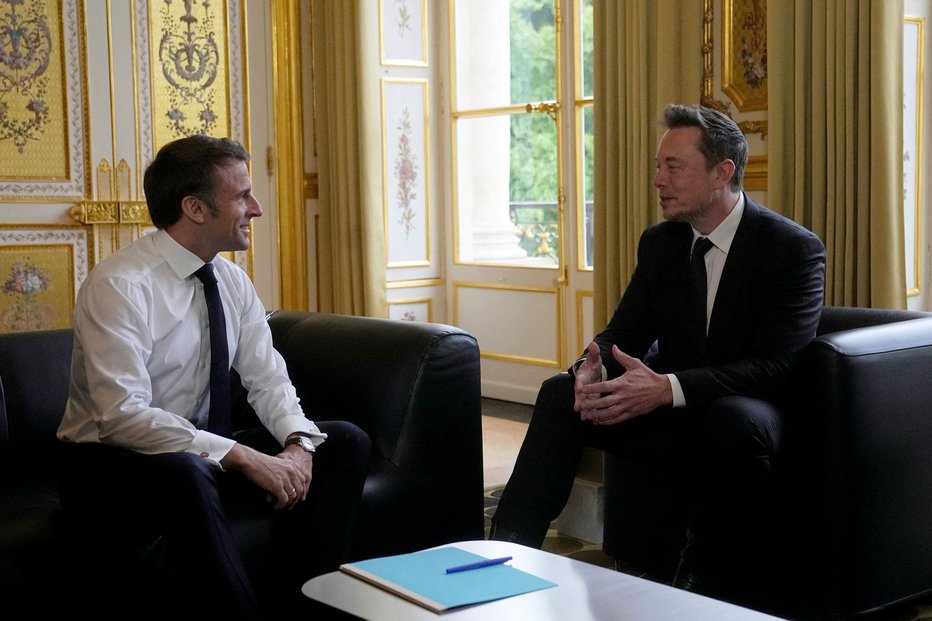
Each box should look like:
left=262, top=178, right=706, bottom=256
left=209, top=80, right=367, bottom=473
left=601, top=306, right=932, bottom=619
left=0, top=310, right=484, bottom=615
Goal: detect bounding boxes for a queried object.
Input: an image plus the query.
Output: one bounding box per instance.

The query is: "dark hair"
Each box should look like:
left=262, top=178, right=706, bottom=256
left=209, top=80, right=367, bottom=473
left=661, top=104, right=747, bottom=192
left=143, top=135, right=250, bottom=229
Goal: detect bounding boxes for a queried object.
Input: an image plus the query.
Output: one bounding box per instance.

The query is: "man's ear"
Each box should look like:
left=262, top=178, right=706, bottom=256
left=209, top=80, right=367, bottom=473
left=715, top=159, right=736, bottom=189
left=180, top=195, right=206, bottom=224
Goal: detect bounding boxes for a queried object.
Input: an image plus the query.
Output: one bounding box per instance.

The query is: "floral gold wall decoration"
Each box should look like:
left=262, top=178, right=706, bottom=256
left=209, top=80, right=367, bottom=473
left=702, top=0, right=768, bottom=190
left=0, top=225, right=88, bottom=332
left=722, top=0, right=767, bottom=112
left=381, top=78, right=429, bottom=267
left=0, top=258, right=55, bottom=331
left=380, top=0, right=427, bottom=66
left=0, top=0, right=75, bottom=182
left=394, top=107, right=418, bottom=239
left=0, top=0, right=53, bottom=154
left=150, top=0, right=229, bottom=146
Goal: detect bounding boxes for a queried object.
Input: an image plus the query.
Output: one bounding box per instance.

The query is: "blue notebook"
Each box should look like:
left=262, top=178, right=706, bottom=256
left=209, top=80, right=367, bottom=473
left=339, top=546, right=558, bottom=612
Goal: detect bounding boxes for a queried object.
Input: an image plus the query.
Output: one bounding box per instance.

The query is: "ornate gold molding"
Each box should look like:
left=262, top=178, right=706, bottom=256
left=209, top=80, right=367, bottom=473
left=69, top=201, right=151, bottom=225
left=701, top=0, right=730, bottom=115
left=721, top=0, right=767, bottom=112
left=701, top=0, right=768, bottom=138
left=701, top=0, right=768, bottom=188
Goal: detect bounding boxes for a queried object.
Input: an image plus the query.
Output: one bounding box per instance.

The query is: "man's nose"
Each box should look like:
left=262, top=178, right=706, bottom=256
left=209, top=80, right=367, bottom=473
left=249, top=196, right=262, bottom=217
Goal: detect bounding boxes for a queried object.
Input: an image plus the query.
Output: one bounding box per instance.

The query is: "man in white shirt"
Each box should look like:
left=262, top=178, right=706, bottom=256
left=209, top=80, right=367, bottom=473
left=58, top=135, right=370, bottom=619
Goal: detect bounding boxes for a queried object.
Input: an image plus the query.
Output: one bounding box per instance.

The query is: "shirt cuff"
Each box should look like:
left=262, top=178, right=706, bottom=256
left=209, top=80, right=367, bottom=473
left=189, top=431, right=237, bottom=468
left=571, top=358, right=608, bottom=381
left=286, top=430, right=327, bottom=451
left=667, top=373, right=686, bottom=408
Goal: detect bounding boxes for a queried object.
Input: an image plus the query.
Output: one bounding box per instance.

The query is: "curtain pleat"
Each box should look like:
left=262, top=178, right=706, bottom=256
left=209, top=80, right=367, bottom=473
left=592, top=0, right=702, bottom=327
left=768, top=0, right=904, bottom=308
left=310, top=0, right=386, bottom=316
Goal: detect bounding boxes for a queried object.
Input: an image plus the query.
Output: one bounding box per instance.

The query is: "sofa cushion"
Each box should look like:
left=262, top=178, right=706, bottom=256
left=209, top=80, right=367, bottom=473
left=0, top=328, right=72, bottom=481
left=0, top=484, right=63, bottom=552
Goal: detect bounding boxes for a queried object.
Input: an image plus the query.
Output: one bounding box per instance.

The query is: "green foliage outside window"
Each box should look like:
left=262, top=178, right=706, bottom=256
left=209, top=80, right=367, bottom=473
left=510, top=0, right=556, bottom=204
left=508, top=0, right=594, bottom=261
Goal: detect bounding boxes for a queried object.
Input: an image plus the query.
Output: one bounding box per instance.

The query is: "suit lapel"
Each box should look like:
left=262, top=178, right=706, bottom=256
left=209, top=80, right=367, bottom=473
left=707, top=195, right=760, bottom=346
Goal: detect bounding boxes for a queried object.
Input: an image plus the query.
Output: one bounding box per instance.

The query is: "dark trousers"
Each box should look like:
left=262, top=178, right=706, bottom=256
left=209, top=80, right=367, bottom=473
left=493, top=373, right=783, bottom=590
left=59, top=420, right=370, bottom=620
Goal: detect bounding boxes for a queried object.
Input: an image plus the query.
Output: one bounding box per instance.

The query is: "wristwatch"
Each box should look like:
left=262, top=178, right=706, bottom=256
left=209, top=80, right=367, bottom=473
left=285, top=434, right=316, bottom=454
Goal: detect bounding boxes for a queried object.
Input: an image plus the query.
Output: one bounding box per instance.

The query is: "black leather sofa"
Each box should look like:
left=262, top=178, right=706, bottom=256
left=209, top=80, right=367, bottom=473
left=602, top=305, right=932, bottom=620
left=0, top=310, right=484, bottom=616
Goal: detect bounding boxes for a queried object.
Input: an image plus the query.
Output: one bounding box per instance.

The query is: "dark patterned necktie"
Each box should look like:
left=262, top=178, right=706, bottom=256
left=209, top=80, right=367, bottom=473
left=194, top=264, right=232, bottom=437
left=690, top=237, right=714, bottom=339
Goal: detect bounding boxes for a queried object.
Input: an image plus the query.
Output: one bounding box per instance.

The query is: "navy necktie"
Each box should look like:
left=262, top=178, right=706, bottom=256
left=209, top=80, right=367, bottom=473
left=690, top=237, right=714, bottom=338
left=194, top=264, right=232, bottom=437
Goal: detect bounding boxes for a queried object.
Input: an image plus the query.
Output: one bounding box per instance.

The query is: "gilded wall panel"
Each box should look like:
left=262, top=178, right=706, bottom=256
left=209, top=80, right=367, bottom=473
left=147, top=0, right=231, bottom=147
left=134, top=0, right=248, bottom=271
left=0, top=226, right=90, bottom=332
left=0, top=0, right=88, bottom=198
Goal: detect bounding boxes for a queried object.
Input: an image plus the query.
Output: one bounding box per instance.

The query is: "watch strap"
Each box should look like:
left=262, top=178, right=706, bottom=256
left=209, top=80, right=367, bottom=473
left=285, top=435, right=316, bottom=453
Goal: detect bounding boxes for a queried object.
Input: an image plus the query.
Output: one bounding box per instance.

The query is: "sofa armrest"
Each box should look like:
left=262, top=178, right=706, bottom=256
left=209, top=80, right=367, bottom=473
left=795, top=316, right=932, bottom=615
left=817, top=305, right=931, bottom=335
left=264, top=310, right=484, bottom=558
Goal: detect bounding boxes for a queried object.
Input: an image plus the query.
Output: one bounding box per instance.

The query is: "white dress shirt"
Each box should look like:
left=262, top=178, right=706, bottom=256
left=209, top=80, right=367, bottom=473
left=58, top=229, right=325, bottom=465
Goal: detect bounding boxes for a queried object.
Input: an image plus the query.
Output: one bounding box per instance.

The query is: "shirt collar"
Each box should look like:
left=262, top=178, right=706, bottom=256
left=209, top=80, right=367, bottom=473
left=152, top=229, right=211, bottom=280
left=692, top=192, right=744, bottom=254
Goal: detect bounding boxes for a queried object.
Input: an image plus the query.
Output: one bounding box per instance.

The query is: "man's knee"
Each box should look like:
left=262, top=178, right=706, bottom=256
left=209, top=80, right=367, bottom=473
left=316, top=421, right=370, bottom=456
left=703, top=396, right=784, bottom=457
left=536, top=372, right=576, bottom=410
left=314, top=421, right=371, bottom=482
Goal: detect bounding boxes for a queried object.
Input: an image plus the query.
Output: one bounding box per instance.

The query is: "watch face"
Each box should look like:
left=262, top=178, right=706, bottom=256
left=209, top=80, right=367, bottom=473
left=298, top=436, right=315, bottom=452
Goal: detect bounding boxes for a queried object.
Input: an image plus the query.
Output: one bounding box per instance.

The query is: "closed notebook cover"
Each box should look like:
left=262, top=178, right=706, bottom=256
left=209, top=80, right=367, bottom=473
left=339, top=546, right=557, bottom=612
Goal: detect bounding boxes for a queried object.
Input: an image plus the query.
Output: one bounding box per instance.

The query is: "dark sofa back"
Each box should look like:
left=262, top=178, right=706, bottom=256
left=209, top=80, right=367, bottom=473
left=0, top=328, right=73, bottom=483
left=818, top=305, right=930, bottom=335
left=267, top=310, right=480, bottom=465
left=265, top=310, right=484, bottom=559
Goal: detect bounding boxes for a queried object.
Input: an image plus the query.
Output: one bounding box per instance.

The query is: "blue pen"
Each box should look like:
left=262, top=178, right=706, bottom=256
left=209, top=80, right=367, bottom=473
left=445, top=555, right=513, bottom=574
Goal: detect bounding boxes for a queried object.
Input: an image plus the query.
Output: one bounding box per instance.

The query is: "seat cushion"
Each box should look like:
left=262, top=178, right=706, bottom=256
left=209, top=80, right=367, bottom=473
left=0, top=483, right=63, bottom=552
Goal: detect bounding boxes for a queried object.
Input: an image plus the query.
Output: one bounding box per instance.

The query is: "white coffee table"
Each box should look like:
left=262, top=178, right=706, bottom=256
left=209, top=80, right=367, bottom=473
left=302, top=540, right=786, bottom=620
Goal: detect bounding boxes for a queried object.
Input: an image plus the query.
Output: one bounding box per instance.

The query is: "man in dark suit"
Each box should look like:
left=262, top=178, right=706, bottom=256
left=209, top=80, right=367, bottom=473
left=490, top=103, right=826, bottom=603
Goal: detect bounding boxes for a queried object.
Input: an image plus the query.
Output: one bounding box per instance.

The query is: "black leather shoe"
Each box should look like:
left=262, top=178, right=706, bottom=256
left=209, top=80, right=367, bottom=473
left=672, top=564, right=704, bottom=593
left=672, top=541, right=718, bottom=596
left=613, top=558, right=676, bottom=585
left=488, top=521, right=521, bottom=543
left=488, top=521, right=546, bottom=548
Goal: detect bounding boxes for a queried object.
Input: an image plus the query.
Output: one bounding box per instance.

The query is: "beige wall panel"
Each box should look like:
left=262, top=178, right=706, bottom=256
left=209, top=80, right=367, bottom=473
left=454, top=283, right=558, bottom=364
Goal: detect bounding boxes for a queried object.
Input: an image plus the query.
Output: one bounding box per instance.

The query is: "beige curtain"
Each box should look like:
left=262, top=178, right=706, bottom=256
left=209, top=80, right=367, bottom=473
left=309, top=1, right=387, bottom=316
left=592, top=0, right=704, bottom=327
left=768, top=1, right=905, bottom=308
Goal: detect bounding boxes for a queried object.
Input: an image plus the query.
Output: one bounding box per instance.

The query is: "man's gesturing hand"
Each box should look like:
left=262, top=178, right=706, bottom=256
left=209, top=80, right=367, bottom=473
left=575, top=345, right=672, bottom=426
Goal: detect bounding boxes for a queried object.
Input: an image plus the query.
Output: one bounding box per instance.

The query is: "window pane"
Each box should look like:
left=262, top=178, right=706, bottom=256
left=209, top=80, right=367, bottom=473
left=454, top=0, right=556, bottom=110
left=580, top=0, right=594, bottom=99
left=581, top=104, right=594, bottom=268
left=456, top=113, right=558, bottom=267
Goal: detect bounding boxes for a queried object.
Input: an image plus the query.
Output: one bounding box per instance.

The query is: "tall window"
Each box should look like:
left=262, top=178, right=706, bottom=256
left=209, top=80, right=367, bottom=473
left=451, top=0, right=593, bottom=269
left=577, top=0, right=594, bottom=269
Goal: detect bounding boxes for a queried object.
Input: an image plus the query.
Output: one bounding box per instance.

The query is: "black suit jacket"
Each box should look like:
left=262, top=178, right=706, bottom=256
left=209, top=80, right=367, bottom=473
left=593, top=195, right=826, bottom=408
